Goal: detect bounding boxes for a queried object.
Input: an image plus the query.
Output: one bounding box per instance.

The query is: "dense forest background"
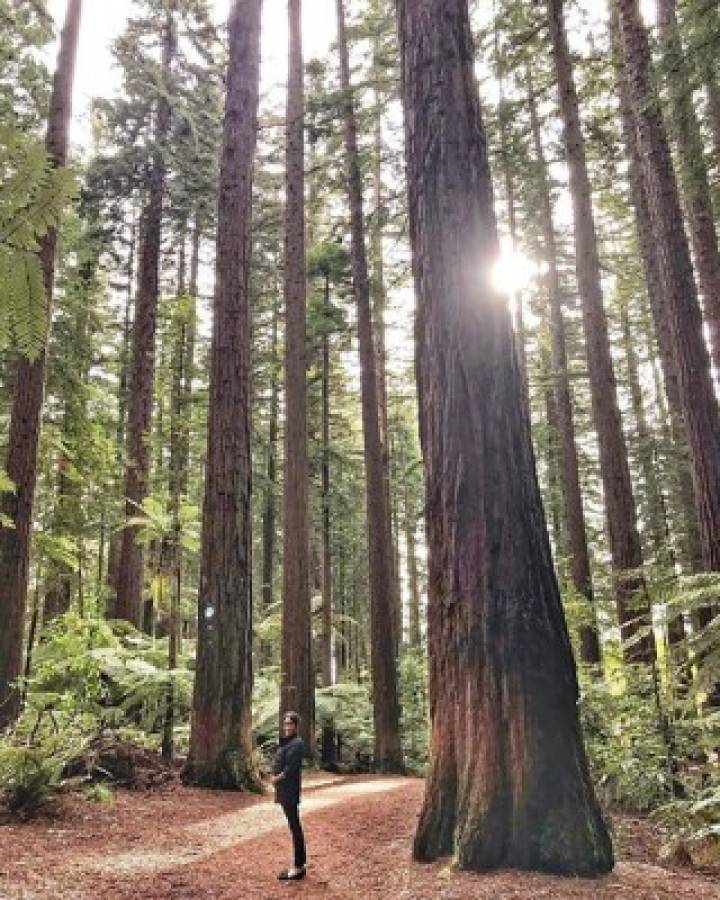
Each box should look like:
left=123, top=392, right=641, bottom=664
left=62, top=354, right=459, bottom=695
left=1, top=0, right=719, bottom=871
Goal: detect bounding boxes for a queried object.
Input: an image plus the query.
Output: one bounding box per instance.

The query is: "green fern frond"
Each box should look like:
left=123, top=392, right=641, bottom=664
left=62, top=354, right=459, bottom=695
left=0, top=125, right=77, bottom=359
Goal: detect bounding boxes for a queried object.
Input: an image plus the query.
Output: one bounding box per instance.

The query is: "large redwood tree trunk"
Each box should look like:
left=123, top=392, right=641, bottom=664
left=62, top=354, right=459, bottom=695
left=280, top=0, right=314, bottom=751
left=185, top=0, right=263, bottom=789
left=615, top=0, right=720, bottom=575
left=115, top=11, right=176, bottom=626
left=548, top=0, right=652, bottom=663
left=397, top=0, right=613, bottom=875
left=0, top=0, right=83, bottom=732
left=336, top=0, right=403, bottom=773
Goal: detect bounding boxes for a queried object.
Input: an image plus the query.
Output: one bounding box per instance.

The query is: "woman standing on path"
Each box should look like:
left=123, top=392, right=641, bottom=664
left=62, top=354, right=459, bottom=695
left=272, top=711, right=307, bottom=881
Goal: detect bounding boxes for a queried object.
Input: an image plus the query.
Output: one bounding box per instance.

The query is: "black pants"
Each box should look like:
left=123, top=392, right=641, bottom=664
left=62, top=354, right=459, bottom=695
left=281, top=801, right=306, bottom=868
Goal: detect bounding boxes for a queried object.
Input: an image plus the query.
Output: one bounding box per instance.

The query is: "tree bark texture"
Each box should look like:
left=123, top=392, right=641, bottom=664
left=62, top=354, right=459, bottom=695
left=616, top=0, right=720, bottom=575
left=186, top=0, right=263, bottom=789
left=0, top=0, right=82, bottom=732
left=336, top=0, right=403, bottom=773
left=397, top=0, right=613, bottom=875
left=658, top=0, right=720, bottom=376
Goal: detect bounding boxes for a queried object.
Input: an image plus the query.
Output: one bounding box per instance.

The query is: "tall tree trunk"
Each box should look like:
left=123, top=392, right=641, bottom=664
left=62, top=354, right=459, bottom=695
left=280, top=0, right=314, bottom=752
left=615, top=0, right=720, bottom=576
left=371, top=89, right=401, bottom=657
left=336, top=0, right=403, bottom=773
left=404, top=470, right=421, bottom=650
left=185, top=0, right=263, bottom=789
left=107, top=213, right=138, bottom=612
left=527, top=67, right=601, bottom=665
left=397, top=0, right=612, bottom=874
left=115, top=12, right=176, bottom=626
left=163, top=219, right=199, bottom=760
left=321, top=274, right=333, bottom=688
left=611, top=10, right=703, bottom=574
left=658, top=0, right=720, bottom=376
left=618, top=297, right=674, bottom=569
left=260, top=287, right=279, bottom=667
left=0, top=0, right=82, bottom=732
left=548, top=0, right=652, bottom=663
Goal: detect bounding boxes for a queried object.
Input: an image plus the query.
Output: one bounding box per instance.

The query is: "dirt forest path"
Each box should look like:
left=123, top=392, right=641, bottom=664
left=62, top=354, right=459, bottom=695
left=1, top=774, right=718, bottom=899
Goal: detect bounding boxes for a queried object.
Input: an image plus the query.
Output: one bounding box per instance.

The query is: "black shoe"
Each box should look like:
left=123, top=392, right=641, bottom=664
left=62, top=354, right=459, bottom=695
left=278, top=867, right=306, bottom=881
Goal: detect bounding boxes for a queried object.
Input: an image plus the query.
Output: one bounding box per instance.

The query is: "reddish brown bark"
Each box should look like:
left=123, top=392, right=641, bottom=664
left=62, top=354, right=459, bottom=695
left=0, top=0, right=82, bottom=732
left=616, top=0, right=720, bottom=575
left=115, top=11, right=176, bottom=627
left=527, top=67, right=600, bottom=666
left=658, top=0, right=720, bottom=376
left=280, top=0, right=314, bottom=751
left=398, top=0, right=612, bottom=875
left=185, top=0, right=263, bottom=789
left=548, top=0, right=652, bottom=663
left=336, top=0, right=403, bottom=773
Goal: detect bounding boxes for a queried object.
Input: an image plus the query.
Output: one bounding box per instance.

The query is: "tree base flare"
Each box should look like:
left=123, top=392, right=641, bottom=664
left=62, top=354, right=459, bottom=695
left=182, top=750, right=262, bottom=792
left=413, top=784, right=614, bottom=877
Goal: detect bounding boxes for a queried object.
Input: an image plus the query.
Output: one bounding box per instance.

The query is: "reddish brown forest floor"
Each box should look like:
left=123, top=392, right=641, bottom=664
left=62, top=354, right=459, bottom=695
left=1, top=774, right=718, bottom=899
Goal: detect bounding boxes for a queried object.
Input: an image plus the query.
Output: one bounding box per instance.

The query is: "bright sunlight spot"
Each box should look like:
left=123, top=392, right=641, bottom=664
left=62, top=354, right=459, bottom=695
left=491, top=240, right=540, bottom=297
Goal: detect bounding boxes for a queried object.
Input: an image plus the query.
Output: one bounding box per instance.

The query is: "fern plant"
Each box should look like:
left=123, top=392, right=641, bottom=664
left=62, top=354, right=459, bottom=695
left=0, top=124, right=76, bottom=358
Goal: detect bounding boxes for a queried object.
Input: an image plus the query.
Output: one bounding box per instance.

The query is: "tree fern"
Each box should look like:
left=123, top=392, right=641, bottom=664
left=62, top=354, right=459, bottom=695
left=0, top=124, right=76, bottom=358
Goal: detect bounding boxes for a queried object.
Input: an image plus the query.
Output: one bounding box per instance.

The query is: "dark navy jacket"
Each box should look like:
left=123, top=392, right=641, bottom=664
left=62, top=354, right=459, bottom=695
left=273, top=735, right=304, bottom=806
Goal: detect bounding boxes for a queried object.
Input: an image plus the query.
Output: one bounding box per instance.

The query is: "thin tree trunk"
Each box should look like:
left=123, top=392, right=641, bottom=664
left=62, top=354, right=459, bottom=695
left=658, top=0, right=720, bottom=376
left=321, top=274, right=333, bottom=688
left=163, top=221, right=198, bottom=761
left=115, top=11, right=176, bottom=627
left=260, top=287, right=279, bottom=667
left=370, top=83, right=401, bottom=656
left=542, top=350, right=563, bottom=554
left=280, top=0, right=314, bottom=752
left=527, top=67, right=600, bottom=665
left=397, top=0, right=612, bottom=874
left=616, top=0, right=720, bottom=576
left=185, top=0, right=263, bottom=789
left=619, top=297, right=674, bottom=569
left=0, top=0, right=82, bottom=732
left=336, top=0, right=403, bottom=773
left=404, top=473, right=421, bottom=649
left=548, top=0, right=652, bottom=663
